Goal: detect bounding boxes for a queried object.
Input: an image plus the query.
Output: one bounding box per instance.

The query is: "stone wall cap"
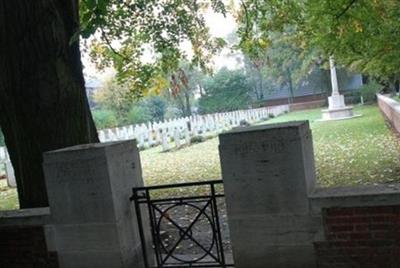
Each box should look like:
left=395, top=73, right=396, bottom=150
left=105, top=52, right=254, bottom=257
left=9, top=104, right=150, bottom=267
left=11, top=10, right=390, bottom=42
left=377, top=93, right=400, bottom=113
left=310, top=183, right=400, bottom=199
left=220, top=121, right=309, bottom=136
left=321, top=106, right=354, bottom=112
left=0, top=207, right=50, bottom=219
left=42, top=140, right=137, bottom=164
left=44, top=140, right=134, bottom=155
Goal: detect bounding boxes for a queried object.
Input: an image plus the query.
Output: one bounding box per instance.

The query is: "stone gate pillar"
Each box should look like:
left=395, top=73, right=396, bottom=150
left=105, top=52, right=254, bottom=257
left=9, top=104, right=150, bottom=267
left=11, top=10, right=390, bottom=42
left=43, top=140, right=147, bottom=268
left=219, top=121, right=321, bottom=268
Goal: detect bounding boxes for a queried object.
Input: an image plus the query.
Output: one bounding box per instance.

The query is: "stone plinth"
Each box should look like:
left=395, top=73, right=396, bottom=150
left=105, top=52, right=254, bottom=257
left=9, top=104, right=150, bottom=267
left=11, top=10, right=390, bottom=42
left=219, top=122, right=320, bottom=268
left=43, top=140, right=147, bottom=268
left=321, top=106, right=354, bottom=121
left=328, top=94, right=345, bottom=109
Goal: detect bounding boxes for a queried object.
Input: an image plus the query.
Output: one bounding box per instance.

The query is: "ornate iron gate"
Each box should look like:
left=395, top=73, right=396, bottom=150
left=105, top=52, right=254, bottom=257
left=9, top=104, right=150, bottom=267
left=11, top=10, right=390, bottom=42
left=130, top=180, right=234, bottom=267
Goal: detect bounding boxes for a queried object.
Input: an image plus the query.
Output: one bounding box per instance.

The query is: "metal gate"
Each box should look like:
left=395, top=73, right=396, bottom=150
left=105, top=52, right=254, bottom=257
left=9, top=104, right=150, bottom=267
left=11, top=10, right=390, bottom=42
left=130, top=180, right=234, bottom=267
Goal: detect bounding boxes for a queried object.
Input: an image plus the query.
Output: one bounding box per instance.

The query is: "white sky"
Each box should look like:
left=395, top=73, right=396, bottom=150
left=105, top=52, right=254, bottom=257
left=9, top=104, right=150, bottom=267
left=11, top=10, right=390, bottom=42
left=82, top=8, right=240, bottom=81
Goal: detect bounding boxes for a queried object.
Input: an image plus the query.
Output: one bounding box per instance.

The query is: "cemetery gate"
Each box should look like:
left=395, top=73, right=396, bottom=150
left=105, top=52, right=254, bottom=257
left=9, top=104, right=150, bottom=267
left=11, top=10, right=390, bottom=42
left=130, top=180, right=234, bottom=267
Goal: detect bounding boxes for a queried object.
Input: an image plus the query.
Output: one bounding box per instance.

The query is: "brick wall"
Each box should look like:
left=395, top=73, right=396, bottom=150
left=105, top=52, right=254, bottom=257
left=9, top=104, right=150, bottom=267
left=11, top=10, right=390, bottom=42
left=377, top=94, right=400, bottom=134
left=254, top=93, right=327, bottom=107
left=289, top=99, right=326, bottom=111
left=315, top=206, right=400, bottom=267
left=0, top=225, right=58, bottom=267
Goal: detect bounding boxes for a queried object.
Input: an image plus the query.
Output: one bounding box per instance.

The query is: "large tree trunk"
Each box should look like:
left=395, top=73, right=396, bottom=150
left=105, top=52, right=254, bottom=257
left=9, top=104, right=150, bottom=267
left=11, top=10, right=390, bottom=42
left=0, top=0, right=99, bottom=208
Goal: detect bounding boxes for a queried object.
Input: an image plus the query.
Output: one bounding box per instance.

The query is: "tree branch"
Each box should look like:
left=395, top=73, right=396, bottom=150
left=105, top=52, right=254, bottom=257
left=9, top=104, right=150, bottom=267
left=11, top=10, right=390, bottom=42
left=240, top=0, right=251, bottom=39
left=100, top=27, right=130, bottom=61
left=336, top=0, right=357, bottom=19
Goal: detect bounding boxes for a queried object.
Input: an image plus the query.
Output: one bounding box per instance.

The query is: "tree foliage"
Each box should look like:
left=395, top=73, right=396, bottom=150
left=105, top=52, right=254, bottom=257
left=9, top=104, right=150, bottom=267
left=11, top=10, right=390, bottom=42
left=243, top=31, right=320, bottom=101
left=236, top=0, right=400, bottom=87
left=198, top=68, right=251, bottom=114
left=163, top=63, right=205, bottom=116
left=93, top=79, right=132, bottom=118
left=80, top=0, right=227, bottom=96
left=92, top=109, right=118, bottom=129
left=94, top=78, right=168, bottom=126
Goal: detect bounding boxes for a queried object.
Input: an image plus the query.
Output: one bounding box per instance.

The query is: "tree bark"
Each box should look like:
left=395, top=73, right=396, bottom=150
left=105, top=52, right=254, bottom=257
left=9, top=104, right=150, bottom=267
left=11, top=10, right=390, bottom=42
left=184, top=91, right=192, bottom=116
left=0, top=0, right=99, bottom=208
left=286, top=68, right=294, bottom=104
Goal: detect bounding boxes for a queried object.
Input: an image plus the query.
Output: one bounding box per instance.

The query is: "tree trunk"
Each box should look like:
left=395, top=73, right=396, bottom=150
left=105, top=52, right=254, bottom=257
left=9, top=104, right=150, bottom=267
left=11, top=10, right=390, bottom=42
left=257, top=69, right=264, bottom=100
left=0, top=0, right=99, bottom=208
left=184, top=91, right=192, bottom=116
left=286, top=68, right=295, bottom=104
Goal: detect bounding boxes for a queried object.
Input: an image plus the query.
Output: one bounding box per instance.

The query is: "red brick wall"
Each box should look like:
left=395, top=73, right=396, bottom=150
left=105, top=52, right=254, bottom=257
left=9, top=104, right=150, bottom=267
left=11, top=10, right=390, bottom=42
left=289, top=100, right=326, bottom=111
left=253, top=93, right=327, bottom=107
left=377, top=94, right=400, bottom=134
left=315, top=206, right=400, bottom=268
left=0, top=225, right=58, bottom=267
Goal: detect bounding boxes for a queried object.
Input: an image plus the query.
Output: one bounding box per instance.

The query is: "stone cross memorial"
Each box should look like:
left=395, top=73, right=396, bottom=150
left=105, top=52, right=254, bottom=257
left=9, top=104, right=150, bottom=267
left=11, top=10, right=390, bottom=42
left=321, top=56, right=355, bottom=120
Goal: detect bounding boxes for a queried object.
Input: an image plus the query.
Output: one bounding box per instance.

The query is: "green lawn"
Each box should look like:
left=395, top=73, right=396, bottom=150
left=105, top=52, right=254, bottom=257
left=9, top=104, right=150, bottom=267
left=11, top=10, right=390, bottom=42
left=1, top=104, right=400, bottom=210
left=0, top=180, right=18, bottom=210
left=265, top=105, right=400, bottom=186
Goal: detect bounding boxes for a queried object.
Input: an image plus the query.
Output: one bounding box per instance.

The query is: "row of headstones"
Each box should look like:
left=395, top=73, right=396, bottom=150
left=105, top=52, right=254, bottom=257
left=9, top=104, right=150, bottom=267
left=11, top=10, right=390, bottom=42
left=0, top=104, right=289, bottom=188
left=98, top=105, right=289, bottom=151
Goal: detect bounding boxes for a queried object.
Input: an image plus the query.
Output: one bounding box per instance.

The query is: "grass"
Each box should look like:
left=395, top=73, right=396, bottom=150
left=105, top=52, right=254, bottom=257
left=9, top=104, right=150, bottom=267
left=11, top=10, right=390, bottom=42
left=1, top=104, right=400, bottom=210
left=265, top=105, right=400, bottom=186
left=0, top=180, right=19, bottom=211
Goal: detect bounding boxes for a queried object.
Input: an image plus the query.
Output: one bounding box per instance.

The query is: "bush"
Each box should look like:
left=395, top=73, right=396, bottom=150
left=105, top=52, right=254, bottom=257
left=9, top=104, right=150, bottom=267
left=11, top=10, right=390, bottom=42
left=198, top=68, right=251, bottom=114
left=343, top=90, right=362, bottom=104
left=127, top=105, right=152, bottom=124
left=143, top=96, right=167, bottom=122
left=190, top=136, right=205, bottom=144
left=359, top=81, right=382, bottom=103
left=92, top=109, right=118, bottom=129
left=164, top=107, right=183, bottom=119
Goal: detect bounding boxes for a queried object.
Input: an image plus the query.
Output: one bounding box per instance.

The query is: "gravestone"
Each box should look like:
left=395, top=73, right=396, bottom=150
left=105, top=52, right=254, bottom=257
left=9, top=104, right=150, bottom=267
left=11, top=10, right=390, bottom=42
left=161, top=131, right=170, bottom=151
left=184, top=127, right=191, bottom=145
left=219, top=121, right=320, bottom=268
left=174, top=128, right=181, bottom=148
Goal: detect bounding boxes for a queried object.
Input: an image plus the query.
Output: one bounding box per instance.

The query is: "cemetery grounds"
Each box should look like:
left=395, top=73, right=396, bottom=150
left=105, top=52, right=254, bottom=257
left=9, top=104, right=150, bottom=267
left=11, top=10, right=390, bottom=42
left=1, top=104, right=400, bottom=211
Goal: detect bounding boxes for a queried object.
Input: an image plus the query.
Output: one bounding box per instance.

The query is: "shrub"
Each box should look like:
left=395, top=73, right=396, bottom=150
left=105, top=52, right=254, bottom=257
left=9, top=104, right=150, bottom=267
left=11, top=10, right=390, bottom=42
left=142, top=96, right=167, bottom=122
left=343, top=90, right=362, bottom=104
left=268, top=113, right=275, bottom=118
left=164, top=107, right=183, bottom=119
left=127, top=105, right=152, bottom=124
left=92, top=109, right=118, bottom=129
left=190, top=136, right=205, bottom=144
left=359, top=81, right=382, bottom=103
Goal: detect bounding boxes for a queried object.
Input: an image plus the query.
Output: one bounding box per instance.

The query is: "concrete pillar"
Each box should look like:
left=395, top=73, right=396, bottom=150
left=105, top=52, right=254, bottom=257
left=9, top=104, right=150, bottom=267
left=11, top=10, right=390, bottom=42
left=327, top=56, right=346, bottom=110
left=329, top=56, right=339, bottom=96
left=43, top=140, right=148, bottom=268
left=219, top=121, right=320, bottom=268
